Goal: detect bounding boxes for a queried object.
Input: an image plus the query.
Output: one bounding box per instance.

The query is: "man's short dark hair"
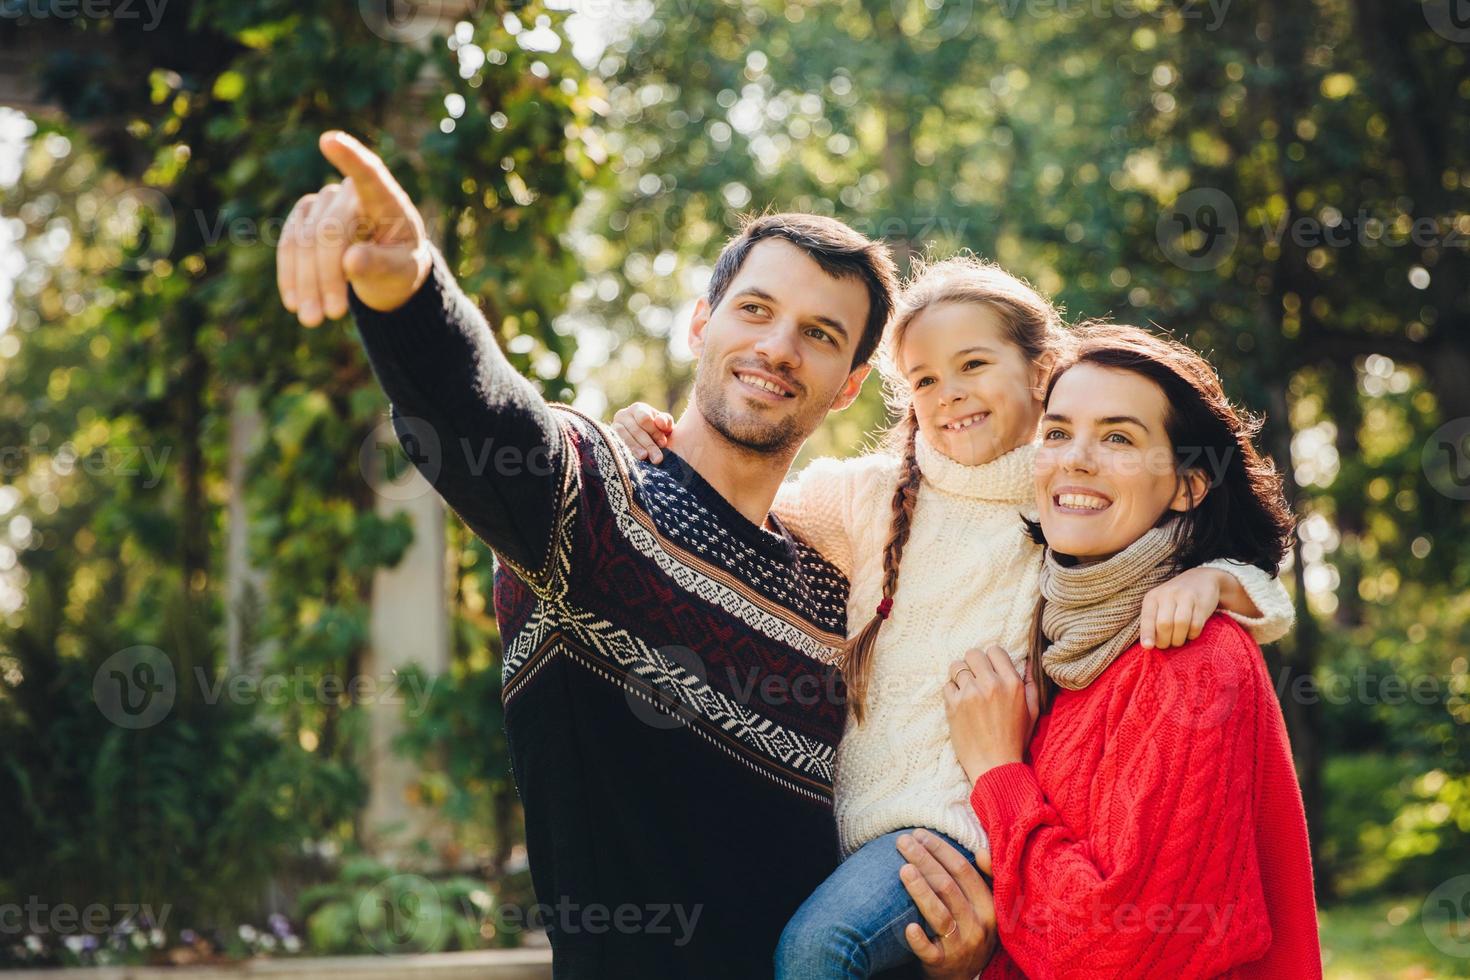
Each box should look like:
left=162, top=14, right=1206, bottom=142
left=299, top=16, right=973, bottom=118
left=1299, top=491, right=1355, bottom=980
left=706, top=213, right=899, bottom=369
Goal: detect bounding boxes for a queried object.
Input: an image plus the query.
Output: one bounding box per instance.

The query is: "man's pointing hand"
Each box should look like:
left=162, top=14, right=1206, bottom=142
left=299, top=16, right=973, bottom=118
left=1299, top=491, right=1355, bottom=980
left=277, top=130, right=433, bottom=326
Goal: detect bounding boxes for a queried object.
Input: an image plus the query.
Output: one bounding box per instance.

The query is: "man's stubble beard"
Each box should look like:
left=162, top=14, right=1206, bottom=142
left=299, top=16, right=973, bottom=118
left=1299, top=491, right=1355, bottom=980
left=693, top=358, right=831, bottom=457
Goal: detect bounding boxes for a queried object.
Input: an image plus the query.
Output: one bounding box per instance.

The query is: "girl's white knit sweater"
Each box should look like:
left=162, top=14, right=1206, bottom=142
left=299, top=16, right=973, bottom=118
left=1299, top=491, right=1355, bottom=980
left=773, top=434, right=1295, bottom=858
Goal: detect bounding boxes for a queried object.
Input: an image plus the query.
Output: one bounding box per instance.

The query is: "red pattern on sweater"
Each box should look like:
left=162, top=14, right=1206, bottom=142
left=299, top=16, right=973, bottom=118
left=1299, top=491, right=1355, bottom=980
left=971, top=615, right=1321, bottom=979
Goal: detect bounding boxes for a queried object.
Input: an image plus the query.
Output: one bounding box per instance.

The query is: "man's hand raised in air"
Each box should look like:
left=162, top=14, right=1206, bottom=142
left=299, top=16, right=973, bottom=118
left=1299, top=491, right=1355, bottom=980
left=277, top=130, right=434, bottom=326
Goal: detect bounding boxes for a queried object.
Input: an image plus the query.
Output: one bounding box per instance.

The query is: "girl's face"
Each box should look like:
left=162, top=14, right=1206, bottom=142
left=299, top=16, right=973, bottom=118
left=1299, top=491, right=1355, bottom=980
left=899, top=302, right=1048, bottom=466
left=1036, top=362, right=1207, bottom=560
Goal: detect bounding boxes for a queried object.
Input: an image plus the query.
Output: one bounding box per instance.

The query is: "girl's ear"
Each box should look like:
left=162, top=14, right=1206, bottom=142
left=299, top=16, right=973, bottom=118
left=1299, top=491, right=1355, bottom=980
left=1168, top=467, right=1211, bottom=513
left=1029, top=350, right=1058, bottom=403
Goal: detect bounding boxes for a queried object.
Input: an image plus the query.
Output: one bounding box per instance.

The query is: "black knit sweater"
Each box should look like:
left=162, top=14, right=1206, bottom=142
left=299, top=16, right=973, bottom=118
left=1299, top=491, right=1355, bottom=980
left=349, top=251, right=850, bottom=979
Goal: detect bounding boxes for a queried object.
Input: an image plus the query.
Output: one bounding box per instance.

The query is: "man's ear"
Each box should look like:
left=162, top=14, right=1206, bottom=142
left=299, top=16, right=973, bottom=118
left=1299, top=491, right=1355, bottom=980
left=831, top=362, right=872, bottom=412
left=687, top=296, right=712, bottom=357
left=1168, top=468, right=1211, bottom=513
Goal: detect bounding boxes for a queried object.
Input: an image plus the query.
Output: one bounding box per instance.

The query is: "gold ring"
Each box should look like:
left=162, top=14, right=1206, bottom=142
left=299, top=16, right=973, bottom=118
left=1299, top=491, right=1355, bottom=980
left=942, top=922, right=960, bottom=939
left=950, top=667, right=974, bottom=686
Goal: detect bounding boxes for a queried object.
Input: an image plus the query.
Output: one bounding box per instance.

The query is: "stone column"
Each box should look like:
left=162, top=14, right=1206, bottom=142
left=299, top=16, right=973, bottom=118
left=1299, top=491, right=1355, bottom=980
left=361, top=418, right=454, bottom=865
left=226, top=385, right=270, bottom=673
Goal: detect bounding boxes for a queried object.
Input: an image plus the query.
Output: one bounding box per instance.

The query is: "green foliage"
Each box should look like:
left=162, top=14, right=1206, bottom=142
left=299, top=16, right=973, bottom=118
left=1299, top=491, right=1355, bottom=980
left=394, top=661, right=512, bottom=831
left=0, top=558, right=363, bottom=929
left=1, top=0, right=597, bottom=941
left=297, top=857, right=490, bottom=955
left=1318, top=894, right=1470, bottom=978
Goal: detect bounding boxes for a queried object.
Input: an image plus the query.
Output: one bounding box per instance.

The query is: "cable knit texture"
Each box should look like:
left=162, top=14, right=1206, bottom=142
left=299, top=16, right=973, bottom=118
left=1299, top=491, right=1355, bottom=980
left=774, top=435, right=1297, bottom=859
left=972, top=616, right=1322, bottom=979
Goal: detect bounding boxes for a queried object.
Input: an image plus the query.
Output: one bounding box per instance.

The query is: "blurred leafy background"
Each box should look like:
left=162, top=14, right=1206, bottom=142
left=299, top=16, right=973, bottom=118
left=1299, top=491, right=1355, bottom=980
left=0, top=0, right=1467, bottom=974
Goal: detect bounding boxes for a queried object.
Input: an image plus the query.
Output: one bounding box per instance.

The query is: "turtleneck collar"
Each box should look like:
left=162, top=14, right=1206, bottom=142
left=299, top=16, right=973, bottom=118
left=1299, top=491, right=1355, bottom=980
left=913, top=431, right=1036, bottom=504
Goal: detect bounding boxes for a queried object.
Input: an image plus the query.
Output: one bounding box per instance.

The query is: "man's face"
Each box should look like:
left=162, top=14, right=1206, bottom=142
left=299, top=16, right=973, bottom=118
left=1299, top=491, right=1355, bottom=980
left=689, top=239, right=872, bottom=457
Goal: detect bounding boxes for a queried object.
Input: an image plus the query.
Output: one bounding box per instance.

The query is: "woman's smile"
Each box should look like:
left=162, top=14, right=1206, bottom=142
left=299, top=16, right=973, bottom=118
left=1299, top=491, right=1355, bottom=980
left=1050, top=487, right=1113, bottom=513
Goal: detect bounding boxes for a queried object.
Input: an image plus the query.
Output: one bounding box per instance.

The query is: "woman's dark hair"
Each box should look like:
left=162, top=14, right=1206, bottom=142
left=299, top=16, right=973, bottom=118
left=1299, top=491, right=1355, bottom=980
left=1025, top=323, right=1297, bottom=710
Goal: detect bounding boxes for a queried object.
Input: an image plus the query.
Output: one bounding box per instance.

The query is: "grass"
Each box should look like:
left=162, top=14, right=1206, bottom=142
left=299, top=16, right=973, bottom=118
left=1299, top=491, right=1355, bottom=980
left=1321, top=896, right=1470, bottom=979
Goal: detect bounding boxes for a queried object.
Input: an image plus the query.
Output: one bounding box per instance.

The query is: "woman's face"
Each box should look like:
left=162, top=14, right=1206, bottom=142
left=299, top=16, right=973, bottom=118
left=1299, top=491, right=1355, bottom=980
left=898, top=302, right=1047, bottom=466
left=1036, top=363, right=1205, bottom=560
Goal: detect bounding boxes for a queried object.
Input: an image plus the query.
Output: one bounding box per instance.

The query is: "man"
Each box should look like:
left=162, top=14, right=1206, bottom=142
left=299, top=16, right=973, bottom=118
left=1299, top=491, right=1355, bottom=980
left=277, top=130, right=995, bottom=979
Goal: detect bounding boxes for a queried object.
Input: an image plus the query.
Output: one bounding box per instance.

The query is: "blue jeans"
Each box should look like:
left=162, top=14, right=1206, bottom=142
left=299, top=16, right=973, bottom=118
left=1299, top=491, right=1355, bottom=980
left=774, top=828, right=978, bottom=980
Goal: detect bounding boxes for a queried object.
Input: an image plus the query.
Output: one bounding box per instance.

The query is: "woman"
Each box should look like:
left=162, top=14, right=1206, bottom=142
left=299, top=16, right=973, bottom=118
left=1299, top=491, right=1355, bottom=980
left=937, top=324, right=1321, bottom=978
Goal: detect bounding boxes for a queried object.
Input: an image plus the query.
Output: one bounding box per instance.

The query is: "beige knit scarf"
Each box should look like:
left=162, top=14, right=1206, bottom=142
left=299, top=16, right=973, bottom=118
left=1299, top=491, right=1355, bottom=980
left=1039, top=521, right=1182, bottom=690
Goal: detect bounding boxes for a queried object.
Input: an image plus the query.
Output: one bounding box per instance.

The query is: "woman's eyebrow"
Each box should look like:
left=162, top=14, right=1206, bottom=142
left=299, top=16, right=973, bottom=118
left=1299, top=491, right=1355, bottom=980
left=1041, top=412, right=1151, bottom=433
left=1099, top=415, right=1150, bottom=432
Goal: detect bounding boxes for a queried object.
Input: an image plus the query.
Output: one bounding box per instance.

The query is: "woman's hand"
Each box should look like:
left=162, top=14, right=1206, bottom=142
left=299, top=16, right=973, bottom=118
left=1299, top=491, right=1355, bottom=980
left=610, top=402, right=674, bottom=463
left=896, top=829, right=998, bottom=979
left=944, top=645, right=1037, bottom=785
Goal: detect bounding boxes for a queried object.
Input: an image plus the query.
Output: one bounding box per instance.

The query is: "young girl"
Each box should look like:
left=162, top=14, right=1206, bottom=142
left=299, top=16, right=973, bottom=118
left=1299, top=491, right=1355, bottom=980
left=612, top=257, right=1294, bottom=979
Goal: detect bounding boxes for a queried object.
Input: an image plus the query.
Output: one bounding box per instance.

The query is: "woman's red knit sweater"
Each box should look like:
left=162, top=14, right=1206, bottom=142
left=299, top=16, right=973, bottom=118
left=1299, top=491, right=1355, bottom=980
left=971, top=615, right=1321, bottom=979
